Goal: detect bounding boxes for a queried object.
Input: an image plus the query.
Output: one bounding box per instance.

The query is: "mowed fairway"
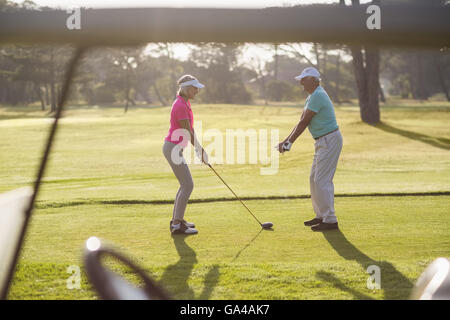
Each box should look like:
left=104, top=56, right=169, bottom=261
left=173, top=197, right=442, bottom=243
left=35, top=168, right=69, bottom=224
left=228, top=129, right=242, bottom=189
left=1, top=101, right=449, bottom=299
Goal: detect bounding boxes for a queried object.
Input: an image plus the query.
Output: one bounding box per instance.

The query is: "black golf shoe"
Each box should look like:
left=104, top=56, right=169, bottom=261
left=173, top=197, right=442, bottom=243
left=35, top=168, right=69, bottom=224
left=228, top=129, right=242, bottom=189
left=304, top=218, right=323, bottom=226
left=311, top=222, right=339, bottom=232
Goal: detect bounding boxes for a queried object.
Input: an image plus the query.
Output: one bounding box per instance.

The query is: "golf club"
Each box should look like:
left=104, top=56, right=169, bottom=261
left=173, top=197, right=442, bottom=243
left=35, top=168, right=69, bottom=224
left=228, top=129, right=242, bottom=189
left=206, top=163, right=273, bottom=229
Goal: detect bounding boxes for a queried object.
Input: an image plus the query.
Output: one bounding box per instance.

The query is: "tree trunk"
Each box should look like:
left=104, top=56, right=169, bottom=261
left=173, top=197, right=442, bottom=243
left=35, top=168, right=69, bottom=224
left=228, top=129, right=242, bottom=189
left=433, top=54, right=450, bottom=102
left=260, top=78, right=268, bottom=106
left=133, top=90, right=138, bottom=105
left=124, top=68, right=129, bottom=113
left=350, top=46, right=368, bottom=116
left=50, top=81, right=56, bottom=112
left=274, top=44, right=278, bottom=81
left=34, top=83, right=45, bottom=110
left=136, top=85, right=152, bottom=104
left=416, top=53, right=428, bottom=100
left=313, top=43, right=321, bottom=71
left=152, top=83, right=167, bottom=106
left=50, top=49, right=56, bottom=113
left=335, top=50, right=341, bottom=104
left=350, top=0, right=380, bottom=125
left=312, top=43, right=337, bottom=101
left=126, top=96, right=136, bottom=106
left=409, top=53, right=428, bottom=100
left=365, top=48, right=380, bottom=124
left=44, top=84, right=50, bottom=106
left=379, top=82, right=386, bottom=103
left=322, top=44, right=329, bottom=95
left=57, top=85, right=62, bottom=108
left=351, top=46, right=380, bottom=125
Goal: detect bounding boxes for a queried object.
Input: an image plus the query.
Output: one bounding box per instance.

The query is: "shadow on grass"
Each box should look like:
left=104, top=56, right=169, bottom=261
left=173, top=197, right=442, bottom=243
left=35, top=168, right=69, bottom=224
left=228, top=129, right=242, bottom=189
left=316, top=271, right=373, bottom=300
left=375, top=122, right=450, bottom=151
left=158, top=236, right=219, bottom=300
left=231, top=227, right=274, bottom=263
left=231, top=229, right=263, bottom=263
left=318, top=230, right=413, bottom=300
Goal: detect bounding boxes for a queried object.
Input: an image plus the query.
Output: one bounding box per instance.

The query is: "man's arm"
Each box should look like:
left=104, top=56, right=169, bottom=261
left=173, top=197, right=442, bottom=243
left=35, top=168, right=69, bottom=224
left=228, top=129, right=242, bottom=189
left=284, top=109, right=306, bottom=142
left=277, top=109, right=316, bottom=153
left=287, top=108, right=316, bottom=143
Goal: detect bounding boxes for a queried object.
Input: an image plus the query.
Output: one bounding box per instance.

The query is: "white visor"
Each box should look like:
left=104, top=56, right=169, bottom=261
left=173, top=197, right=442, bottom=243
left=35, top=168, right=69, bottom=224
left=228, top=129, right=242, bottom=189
left=179, top=79, right=205, bottom=89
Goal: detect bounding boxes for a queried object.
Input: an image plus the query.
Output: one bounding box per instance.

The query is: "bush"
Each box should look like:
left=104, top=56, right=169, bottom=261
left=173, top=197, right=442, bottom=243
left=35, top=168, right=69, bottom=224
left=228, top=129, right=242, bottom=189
left=94, top=83, right=116, bottom=104
left=83, top=83, right=116, bottom=105
left=266, top=80, right=296, bottom=101
left=229, top=83, right=253, bottom=104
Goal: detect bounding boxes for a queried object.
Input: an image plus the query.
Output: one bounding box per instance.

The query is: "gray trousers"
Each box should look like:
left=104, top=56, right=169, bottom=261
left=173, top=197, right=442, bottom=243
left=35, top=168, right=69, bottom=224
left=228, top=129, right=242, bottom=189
left=163, top=141, right=194, bottom=221
left=310, top=130, right=343, bottom=224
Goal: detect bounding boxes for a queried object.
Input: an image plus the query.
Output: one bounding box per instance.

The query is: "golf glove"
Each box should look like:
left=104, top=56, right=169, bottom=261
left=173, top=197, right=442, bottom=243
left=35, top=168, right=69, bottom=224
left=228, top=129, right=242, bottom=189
left=282, top=141, right=292, bottom=152
left=196, top=147, right=209, bottom=164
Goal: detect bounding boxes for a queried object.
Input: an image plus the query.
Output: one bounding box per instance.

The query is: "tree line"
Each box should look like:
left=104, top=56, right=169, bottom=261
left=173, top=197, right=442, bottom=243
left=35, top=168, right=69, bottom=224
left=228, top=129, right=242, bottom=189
left=1, top=0, right=449, bottom=125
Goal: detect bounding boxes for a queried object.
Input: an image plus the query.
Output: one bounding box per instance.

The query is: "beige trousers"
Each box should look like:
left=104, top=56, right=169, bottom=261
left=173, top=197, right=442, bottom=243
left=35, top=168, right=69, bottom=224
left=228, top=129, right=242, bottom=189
left=310, top=130, right=343, bottom=224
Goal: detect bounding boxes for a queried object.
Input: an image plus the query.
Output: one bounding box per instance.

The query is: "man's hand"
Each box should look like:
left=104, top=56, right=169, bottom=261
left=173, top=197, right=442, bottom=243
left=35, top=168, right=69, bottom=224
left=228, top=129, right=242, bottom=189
left=276, top=140, right=292, bottom=153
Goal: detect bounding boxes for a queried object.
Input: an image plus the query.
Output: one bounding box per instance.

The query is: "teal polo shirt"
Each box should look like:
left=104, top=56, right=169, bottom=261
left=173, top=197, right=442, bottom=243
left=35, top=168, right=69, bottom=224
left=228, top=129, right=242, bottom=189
left=304, top=86, right=339, bottom=139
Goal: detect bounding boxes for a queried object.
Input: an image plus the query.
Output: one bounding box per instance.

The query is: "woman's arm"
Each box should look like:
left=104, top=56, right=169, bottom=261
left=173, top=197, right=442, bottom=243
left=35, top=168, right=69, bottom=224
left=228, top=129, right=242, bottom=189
left=178, top=119, right=208, bottom=163
left=178, top=119, right=199, bottom=148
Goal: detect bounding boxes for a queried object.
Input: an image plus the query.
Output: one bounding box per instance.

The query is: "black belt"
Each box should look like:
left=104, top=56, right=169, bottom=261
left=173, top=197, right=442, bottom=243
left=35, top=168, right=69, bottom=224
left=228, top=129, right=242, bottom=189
left=314, top=128, right=339, bottom=140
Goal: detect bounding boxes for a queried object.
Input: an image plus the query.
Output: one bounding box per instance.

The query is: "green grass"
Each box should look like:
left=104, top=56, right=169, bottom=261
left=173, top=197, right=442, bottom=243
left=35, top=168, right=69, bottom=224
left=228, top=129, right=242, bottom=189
left=1, top=101, right=449, bottom=300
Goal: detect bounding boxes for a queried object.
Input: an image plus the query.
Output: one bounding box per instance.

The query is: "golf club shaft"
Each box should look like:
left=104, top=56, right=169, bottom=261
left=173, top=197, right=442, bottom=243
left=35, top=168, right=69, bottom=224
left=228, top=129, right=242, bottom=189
left=207, top=164, right=263, bottom=225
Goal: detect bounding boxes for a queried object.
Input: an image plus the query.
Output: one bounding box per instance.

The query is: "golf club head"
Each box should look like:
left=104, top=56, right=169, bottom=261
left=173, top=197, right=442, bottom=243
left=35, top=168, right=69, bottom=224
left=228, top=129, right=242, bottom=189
left=261, top=222, right=273, bottom=229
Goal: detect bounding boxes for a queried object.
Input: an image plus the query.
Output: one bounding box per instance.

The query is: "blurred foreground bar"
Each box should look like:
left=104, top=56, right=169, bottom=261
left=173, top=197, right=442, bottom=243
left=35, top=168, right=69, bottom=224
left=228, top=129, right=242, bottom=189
left=0, top=4, right=449, bottom=47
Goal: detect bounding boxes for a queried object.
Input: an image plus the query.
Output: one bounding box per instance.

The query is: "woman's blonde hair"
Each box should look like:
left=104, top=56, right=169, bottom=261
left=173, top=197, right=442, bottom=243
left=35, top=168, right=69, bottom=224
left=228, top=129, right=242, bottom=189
left=177, top=74, right=197, bottom=97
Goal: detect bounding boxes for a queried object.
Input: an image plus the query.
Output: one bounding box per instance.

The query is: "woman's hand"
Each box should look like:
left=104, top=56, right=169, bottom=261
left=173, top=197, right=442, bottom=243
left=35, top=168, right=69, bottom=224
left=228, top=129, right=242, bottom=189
left=196, top=147, right=209, bottom=164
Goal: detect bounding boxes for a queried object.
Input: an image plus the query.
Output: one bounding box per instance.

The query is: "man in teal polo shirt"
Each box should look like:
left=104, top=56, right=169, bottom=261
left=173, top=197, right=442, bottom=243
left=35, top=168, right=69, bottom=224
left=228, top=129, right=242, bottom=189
left=277, top=67, right=343, bottom=231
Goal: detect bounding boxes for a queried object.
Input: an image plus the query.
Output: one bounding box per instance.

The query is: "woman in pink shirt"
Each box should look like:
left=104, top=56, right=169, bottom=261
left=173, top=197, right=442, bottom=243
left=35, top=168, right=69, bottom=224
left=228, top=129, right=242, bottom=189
left=163, top=75, right=209, bottom=235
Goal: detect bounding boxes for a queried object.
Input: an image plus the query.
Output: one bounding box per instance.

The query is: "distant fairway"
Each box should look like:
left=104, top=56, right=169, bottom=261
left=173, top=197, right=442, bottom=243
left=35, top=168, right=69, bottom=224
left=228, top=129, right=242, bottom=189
left=1, top=101, right=449, bottom=299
